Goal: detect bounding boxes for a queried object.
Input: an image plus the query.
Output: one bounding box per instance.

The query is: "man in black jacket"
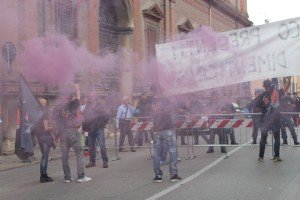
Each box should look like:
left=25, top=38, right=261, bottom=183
left=83, top=91, right=109, bottom=168
left=257, top=78, right=289, bottom=162
left=150, top=84, right=181, bottom=183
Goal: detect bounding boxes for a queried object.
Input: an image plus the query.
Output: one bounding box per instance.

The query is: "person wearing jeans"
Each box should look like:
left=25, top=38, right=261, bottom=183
left=150, top=84, right=181, bottom=183
left=82, top=91, right=109, bottom=168
left=60, top=130, right=87, bottom=182
left=59, top=95, right=92, bottom=183
left=86, top=129, right=108, bottom=168
left=33, top=98, right=55, bottom=183
left=152, top=129, right=179, bottom=180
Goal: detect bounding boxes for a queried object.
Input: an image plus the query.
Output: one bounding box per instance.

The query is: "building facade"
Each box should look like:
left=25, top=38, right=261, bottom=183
left=0, top=0, right=252, bottom=154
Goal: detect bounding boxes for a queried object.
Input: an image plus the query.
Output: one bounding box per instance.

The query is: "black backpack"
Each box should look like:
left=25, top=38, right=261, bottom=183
left=295, top=97, right=300, bottom=112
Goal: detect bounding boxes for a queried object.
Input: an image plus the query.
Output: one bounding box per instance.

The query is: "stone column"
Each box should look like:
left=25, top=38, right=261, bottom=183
left=118, top=28, right=134, bottom=100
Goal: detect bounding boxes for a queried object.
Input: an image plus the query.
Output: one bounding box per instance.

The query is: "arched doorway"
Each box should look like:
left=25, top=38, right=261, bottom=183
left=99, top=0, right=133, bottom=96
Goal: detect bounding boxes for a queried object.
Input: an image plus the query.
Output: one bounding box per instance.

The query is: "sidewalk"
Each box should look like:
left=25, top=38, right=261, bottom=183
left=0, top=147, right=62, bottom=172
left=0, top=128, right=119, bottom=172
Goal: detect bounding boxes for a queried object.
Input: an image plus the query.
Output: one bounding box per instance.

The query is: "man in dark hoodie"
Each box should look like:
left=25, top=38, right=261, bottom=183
left=257, top=78, right=290, bottom=162
left=83, top=91, right=110, bottom=168
left=150, top=84, right=181, bottom=183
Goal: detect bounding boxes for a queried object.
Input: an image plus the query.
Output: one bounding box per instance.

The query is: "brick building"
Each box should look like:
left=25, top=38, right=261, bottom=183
left=0, top=0, right=252, bottom=154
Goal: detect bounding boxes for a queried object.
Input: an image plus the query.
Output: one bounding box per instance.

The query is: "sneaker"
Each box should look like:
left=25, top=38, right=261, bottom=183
left=119, top=148, right=124, bottom=152
left=258, top=157, right=263, bottom=162
left=85, top=163, right=96, bottom=168
left=153, top=176, right=162, bottom=183
left=170, top=174, right=182, bottom=182
left=273, top=157, right=283, bottom=162
left=294, top=142, right=300, bottom=145
left=103, top=163, right=109, bottom=168
left=130, top=148, right=136, bottom=152
left=77, top=176, right=92, bottom=183
left=231, top=142, right=239, bottom=145
left=64, top=178, right=74, bottom=183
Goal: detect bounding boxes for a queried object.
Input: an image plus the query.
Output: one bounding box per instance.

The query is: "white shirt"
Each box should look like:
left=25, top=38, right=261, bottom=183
left=115, top=104, right=135, bottom=128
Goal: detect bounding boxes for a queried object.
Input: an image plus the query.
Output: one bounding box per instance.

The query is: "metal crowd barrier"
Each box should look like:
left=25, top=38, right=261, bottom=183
left=82, top=113, right=300, bottom=161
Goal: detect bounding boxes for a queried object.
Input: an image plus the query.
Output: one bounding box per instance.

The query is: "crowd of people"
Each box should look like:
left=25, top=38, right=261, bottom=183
left=26, top=77, right=300, bottom=184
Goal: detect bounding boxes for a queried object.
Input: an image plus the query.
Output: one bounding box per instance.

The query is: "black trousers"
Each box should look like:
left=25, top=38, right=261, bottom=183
left=208, top=128, right=227, bottom=151
left=119, top=120, right=134, bottom=148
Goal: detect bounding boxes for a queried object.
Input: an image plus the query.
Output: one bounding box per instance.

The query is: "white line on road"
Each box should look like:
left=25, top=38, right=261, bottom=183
left=145, top=141, right=249, bottom=200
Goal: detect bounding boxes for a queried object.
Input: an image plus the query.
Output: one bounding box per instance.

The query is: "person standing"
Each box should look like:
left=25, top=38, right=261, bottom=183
left=83, top=91, right=110, bottom=168
left=80, top=95, right=88, bottom=147
left=116, top=96, right=136, bottom=152
left=177, top=100, right=189, bottom=145
left=247, top=89, right=262, bottom=144
left=32, top=98, right=55, bottom=183
left=279, top=89, right=299, bottom=145
left=187, top=94, right=209, bottom=145
left=135, top=92, right=151, bottom=146
left=56, top=84, right=92, bottom=183
left=257, top=78, right=289, bottom=162
left=150, top=84, right=181, bottom=183
left=205, top=92, right=227, bottom=153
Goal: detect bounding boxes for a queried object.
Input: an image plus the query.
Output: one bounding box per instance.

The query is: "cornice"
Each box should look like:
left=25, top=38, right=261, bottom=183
left=211, top=0, right=253, bottom=26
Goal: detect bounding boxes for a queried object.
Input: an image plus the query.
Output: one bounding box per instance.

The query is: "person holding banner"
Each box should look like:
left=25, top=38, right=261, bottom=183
left=257, top=78, right=290, bottom=162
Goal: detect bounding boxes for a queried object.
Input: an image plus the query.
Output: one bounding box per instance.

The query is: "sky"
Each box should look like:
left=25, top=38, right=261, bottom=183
left=247, top=0, right=300, bottom=25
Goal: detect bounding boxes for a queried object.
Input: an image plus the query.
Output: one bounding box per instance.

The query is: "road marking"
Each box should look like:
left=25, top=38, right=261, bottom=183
left=145, top=141, right=248, bottom=200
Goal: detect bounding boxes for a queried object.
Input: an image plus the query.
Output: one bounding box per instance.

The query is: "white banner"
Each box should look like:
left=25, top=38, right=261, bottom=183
left=156, top=17, right=300, bottom=95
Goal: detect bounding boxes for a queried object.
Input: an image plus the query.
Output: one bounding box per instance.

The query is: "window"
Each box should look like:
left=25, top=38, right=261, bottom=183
left=55, top=0, right=78, bottom=41
left=145, top=23, right=158, bottom=61
left=142, top=4, right=164, bottom=61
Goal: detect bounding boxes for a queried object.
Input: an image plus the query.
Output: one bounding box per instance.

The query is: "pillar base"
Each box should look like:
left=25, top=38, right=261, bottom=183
left=1, top=140, right=15, bottom=155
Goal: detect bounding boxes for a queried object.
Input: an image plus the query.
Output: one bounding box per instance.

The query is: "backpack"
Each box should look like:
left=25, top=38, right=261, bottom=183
left=295, top=96, right=300, bottom=112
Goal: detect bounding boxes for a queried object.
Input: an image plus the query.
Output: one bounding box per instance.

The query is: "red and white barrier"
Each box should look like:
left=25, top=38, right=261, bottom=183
left=209, top=119, right=253, bottom=129
left=131, top=118, right=253, bottom=131
left=131, top=121, right=153, bottom=131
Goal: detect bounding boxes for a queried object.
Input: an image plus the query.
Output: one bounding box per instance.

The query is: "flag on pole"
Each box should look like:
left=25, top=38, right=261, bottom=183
left=15, top=74, right=43, bottom=161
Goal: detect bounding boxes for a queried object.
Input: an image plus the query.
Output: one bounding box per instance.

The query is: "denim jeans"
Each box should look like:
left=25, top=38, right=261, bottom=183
left=152, top=129, right=178, bottom=177
left=259, top=122, right=281, bottom=158
left=88, top=128, right=108, bottom=164
left=38, top=140, right=51, bottom=174
left=60, top=130, right=85, bottom=180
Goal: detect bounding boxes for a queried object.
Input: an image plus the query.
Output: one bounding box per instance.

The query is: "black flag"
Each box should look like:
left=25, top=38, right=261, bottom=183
left=15, top=74, right=43, bottom=161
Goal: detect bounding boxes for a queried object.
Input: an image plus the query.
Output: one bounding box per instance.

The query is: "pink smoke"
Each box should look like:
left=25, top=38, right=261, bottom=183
left=20, top=33, right=120, bottom=87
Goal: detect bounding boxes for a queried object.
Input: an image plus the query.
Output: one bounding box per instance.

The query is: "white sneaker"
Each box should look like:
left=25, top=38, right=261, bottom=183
left=77, top=176, right=92, bottom=183
left=64, top=178, right=74, bottom=183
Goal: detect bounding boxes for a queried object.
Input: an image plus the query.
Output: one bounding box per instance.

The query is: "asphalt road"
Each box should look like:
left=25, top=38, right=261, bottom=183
left=1, top=132, right=300, bottom=200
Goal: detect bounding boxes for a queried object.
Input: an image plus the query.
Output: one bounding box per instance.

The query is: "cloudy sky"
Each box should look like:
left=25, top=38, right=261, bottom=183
left=247, top=0, right=300, bottom=25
